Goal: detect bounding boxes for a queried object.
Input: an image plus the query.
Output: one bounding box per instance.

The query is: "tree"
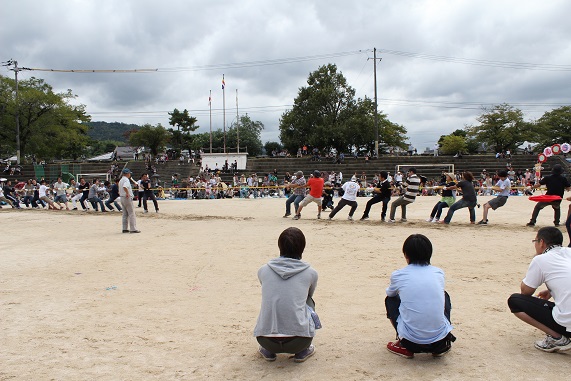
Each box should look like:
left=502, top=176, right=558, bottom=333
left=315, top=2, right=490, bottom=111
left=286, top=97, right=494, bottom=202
left=128, top=123, right=171, bottom=156
left=264, top=141, right=283, bottom=156
left=279, top=64, right=357, bottom=152
left=533, top=106, right=571, bottom=145
left=0, top=75, right=90, bottom=160
left=279, top=64, right=406, bottom=153
left=440, top=135, right=467, bottom=155
left=227, top=114, right=264, bottom=156
left=466, top=103, right=533, bottom=153
left=168, top=108, right=199, bottom=153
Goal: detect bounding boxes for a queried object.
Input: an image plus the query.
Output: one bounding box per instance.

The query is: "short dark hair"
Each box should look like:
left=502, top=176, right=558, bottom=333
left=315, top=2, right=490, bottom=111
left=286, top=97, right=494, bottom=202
left=278, top=227, right=306, bottom=260
left=498, top=170, right=508, bottom=178
left=552, top=164, right=564, bottom=175
left=380, top=171, right=388, bottom=180
left=536, top=227, right=563, bottom=246
left=403, top=234, right=432, bottom=266
left=463, top=171, right=474, bottom=182
left=408, top=167, right=417, bottom=174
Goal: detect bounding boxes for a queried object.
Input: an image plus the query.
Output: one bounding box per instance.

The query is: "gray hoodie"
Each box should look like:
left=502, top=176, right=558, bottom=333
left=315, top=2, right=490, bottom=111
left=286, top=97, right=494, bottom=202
left=254, top=257, right=318, bottom=337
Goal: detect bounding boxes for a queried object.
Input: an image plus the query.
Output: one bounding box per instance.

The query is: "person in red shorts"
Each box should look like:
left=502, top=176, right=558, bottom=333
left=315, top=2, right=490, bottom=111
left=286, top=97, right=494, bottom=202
left=294, top=170, right=324, bottom=220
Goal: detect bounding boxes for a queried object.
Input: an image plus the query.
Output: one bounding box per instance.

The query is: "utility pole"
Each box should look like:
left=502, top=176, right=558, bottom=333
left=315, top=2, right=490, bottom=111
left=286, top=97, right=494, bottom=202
left=236, top=89, right=240, bottom=153
left=2, top=59, right=27, bottom=164
left=368, top=48, right=382, bottom=158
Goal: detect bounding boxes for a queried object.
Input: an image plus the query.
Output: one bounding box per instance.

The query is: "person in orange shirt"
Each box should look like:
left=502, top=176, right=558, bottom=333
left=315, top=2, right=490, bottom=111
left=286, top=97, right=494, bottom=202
left=294, top=170, right=324, bottom=220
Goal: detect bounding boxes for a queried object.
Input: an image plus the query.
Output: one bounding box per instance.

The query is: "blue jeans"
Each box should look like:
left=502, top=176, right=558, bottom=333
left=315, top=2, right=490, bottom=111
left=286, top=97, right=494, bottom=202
left=443, top=198, right=477, bottom=224
left=285, top=194, right=304, bottom=215
left=431, top=201, right=451, bottom=219
left=105, top=196, right=122, bottom=211
left=88, top=197, right=105, bottom=211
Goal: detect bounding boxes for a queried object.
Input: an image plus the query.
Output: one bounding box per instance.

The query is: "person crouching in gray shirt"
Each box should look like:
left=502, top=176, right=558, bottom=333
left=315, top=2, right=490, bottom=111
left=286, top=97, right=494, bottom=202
left=254, top=227, right=319, bottom=363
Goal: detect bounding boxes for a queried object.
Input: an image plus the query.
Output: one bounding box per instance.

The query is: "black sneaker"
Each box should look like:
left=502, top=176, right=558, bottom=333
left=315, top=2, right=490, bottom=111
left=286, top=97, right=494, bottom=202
left=294, top=345, right=315, bottom=362
left=477, top=220, right=487, bottom=225
left=360, top=216, right=369, bottom=221
left=283, top=213, right=291, bottom=218
left=526, top=222, right=535, bottom=227
left=258, top=346, right=276, bottom=361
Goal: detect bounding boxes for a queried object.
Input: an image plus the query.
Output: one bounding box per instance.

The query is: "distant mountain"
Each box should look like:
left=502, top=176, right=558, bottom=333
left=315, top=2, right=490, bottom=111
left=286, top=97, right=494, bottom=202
left=86, top=121, right=140, bottom=143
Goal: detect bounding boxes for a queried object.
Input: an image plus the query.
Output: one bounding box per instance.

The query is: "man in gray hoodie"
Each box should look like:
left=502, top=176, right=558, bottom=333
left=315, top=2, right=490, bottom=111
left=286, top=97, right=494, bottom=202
left=254, top=227, right=319, bottom=362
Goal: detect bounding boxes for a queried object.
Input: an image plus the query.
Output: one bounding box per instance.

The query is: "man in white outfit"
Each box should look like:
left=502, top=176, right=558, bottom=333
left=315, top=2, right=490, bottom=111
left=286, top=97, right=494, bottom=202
left=119, top=168, right=140, bottom=233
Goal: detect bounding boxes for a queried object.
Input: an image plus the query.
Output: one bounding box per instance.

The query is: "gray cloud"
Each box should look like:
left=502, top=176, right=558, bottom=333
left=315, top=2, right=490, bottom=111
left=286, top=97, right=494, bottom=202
left=2, top=0, right=570, bottom=151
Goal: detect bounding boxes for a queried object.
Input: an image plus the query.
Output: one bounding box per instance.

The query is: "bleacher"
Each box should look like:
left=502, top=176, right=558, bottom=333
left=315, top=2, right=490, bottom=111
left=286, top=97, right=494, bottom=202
left=2, top=154, right=566, bottom=187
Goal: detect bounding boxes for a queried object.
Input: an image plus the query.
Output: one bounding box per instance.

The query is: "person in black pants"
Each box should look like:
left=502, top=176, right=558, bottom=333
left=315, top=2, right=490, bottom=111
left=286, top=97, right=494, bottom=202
left=78, top=178, right=91, bottom=210
left=527, top=164, right=571, bottom=227
left=360, top=171, right=392, bottom=221
left=141, top=173, right=159, bottom=213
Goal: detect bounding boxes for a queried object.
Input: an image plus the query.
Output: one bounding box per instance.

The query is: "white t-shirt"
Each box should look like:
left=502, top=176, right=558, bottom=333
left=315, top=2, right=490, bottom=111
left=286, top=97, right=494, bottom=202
left=39, top=184, right=48, bottom=197
left=523, top=246, right=571, bottom=331
left=342, top=181, right=359, bottom=201
left=495, top=178, right=511, bottom=196
left=53, top=181, right=68, bottom=196
left=119, top=176, right=134, bottom=198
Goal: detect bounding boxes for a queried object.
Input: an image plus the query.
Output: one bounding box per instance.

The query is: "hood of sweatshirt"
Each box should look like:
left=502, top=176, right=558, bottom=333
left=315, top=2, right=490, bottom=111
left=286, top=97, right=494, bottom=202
left=267, top=257, right=310, bottom=280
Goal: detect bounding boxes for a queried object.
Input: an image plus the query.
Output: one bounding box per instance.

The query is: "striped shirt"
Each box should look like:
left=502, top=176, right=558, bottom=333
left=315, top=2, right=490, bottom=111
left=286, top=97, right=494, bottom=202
left=292, top=176, right=307, bottom=196
left=403, top=174, right=421, bottom=202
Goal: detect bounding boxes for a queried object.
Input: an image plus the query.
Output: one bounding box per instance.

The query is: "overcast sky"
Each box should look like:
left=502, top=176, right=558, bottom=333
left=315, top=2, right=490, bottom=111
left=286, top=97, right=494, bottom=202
left=2, top=0, right=570, bottom=151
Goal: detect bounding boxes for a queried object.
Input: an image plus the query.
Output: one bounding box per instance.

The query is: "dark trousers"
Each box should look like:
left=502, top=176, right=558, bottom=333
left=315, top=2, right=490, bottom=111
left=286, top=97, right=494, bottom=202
left=508, top=293, right=569, bottom=337
left=385, top=293, right=454, bottom=353
left=256, top=297, right=316, bottom=354
left=443, top=198, right=477, bottom=223
left=431, top=201, right=450, bottom=219
left=362, top=195, right=390, bottom=219
left=6, top=195, right=20, bottom=208
left=530, top=200, right=562, bottom=225
left=79, top=193, right=89, bottom=210
left=328, top=198, right=358, bottom=218
left=105, top=196, right=122, bottom=211
left=23, top=195, right=37, bottom=208
left=143, top=191, right=159, bottom=211
left=137, top=191, right=144, bottom=207
left=566, top=208, right=571, bottom=246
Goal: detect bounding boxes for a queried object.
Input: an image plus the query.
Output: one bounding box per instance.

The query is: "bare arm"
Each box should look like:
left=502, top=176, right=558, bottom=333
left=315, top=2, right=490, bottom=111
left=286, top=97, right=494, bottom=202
left=520, top=282, right=536, bottom=296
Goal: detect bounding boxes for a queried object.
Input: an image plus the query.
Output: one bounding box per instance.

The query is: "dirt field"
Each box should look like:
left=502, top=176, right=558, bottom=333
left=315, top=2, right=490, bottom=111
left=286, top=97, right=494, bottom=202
left=1, top=195, right=570, bottom=380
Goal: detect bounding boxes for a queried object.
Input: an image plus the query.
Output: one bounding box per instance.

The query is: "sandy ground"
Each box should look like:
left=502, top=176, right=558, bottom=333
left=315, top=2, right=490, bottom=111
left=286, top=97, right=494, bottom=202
left=1, top=194, right=571, bottom=380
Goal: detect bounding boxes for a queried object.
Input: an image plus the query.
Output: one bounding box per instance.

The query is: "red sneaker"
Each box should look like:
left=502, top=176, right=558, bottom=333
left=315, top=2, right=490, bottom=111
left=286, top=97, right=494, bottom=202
left=387, top=340, right=414, bottom=358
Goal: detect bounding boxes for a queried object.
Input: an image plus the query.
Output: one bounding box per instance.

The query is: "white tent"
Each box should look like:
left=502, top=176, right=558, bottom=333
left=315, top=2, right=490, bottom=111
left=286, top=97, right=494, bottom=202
left=87, top=152, right=114, bottom=161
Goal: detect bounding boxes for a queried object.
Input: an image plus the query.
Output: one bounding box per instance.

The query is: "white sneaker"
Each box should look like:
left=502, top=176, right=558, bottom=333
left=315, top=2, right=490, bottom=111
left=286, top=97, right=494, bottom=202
left=534, top=334, right=571, bottom=352
left=431, top=218, right=440, bottom=223
left=347, top=216, right=353, bottom=221
left=426, top=218, right=433, bottom=222
left=387, top=219, right=396, bottom=223
left=400, top=218, right=407, bottom=222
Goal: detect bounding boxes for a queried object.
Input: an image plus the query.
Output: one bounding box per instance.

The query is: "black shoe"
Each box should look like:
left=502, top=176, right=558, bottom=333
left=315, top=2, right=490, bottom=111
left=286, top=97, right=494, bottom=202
left=360, top=216, right=369, bottom=221
left=122, top=230, right=129, bottom=233
left=130, top=230, right=141, bottom=233
left=554, top=223, right=561, bottom=226
left=526, top=222, right=535, bottom=227
left=477, top=220, right=488, bottom=225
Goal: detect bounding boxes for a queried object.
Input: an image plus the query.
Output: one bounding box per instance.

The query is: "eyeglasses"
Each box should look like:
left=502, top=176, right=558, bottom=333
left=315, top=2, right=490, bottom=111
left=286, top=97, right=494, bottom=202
left=532, top=239, right=540, bottom=243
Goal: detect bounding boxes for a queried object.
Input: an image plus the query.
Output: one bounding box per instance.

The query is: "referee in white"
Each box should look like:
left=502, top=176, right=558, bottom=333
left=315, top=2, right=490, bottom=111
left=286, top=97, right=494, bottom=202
left=119, top=168, right=140, bottom=233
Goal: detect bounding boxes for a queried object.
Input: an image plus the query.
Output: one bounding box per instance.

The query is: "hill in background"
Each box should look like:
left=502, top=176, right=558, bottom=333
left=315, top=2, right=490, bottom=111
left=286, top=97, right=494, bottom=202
left=86, top=121, right=140, bottom=143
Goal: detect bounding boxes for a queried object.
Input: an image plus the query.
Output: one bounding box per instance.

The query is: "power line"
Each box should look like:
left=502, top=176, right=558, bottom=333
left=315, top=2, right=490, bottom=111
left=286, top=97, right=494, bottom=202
left=25, top=50, right=367, bottom=73
left=377, top=48, right=571, bottom=71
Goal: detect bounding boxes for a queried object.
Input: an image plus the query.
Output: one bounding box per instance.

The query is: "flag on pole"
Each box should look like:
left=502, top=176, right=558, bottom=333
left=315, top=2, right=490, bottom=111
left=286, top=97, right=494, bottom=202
left=222, top=74, right=225, bottom=90
left=208, top=94, right=211, bottom=106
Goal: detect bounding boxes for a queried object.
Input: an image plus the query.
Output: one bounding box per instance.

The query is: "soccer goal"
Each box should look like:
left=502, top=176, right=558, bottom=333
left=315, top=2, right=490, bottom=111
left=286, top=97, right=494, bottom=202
left=395, top=164, right=454, bottom=179
left=75, top=173, right=110, bottom=182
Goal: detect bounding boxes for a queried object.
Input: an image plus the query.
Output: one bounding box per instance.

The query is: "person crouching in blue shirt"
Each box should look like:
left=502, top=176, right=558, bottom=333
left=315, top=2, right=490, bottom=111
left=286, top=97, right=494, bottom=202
left=385, top=234, right=455, bottom=358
